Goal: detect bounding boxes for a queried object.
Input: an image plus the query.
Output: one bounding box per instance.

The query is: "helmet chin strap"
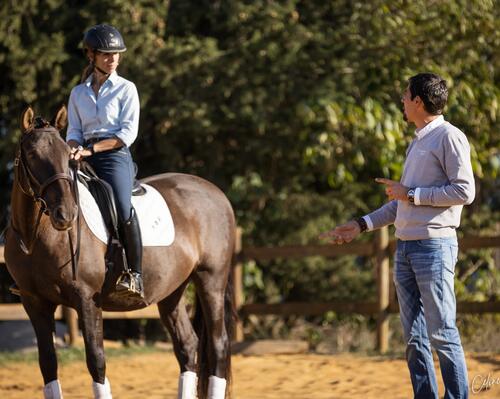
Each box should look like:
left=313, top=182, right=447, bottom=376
left=92, top=62, right=110, bottom=76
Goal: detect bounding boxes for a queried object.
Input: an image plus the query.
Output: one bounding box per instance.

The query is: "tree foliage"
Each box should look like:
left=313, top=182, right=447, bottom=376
left=1, top=0, right=499, bottom=305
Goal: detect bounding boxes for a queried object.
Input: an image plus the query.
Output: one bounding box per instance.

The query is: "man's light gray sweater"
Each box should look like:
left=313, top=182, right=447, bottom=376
left=364, top=116, right=475, bottom=240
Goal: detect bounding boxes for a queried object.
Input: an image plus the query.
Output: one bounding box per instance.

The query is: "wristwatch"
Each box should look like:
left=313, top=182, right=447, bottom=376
left=407, top=188, right=415, bottom=204
left=355, top=217, right=368, bottom=233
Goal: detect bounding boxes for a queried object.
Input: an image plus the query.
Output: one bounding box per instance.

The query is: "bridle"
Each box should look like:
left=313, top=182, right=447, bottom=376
left=11, top=118, right=81, bottom=279
left=15, top=124, right=73, bottom=208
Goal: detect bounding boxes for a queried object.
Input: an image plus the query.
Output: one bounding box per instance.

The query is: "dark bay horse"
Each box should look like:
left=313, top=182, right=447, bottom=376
left=5, top=106, right=235, bottom=399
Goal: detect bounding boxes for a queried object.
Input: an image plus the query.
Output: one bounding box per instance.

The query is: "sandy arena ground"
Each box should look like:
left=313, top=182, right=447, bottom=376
left=1, top=351, right=499, bottom=398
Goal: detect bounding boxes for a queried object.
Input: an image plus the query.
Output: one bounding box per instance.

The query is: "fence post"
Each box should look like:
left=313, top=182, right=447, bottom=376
left=374, top=226, right=390, bottom=353
left=232, top=227, right=244, bottom=342
left=63, top=306, right=78, bottom=346
left=495, top=223, right=500, bottom=270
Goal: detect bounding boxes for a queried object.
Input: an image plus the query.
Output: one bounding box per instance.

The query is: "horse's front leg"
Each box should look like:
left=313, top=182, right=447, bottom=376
left=21, top=295, right=63, bottom=399
left=78, top=297, right=112, bottom=399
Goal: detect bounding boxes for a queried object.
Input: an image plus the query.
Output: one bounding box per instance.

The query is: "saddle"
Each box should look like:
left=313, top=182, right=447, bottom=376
left=76, top=162, right=145, bottom=260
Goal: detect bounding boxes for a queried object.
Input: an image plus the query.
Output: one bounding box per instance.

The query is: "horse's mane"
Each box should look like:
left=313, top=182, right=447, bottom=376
left=33, top=116, right=50, bottom=129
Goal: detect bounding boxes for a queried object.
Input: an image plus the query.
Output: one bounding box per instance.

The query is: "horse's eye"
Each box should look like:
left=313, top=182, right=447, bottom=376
left=25, top=150, right=37, bottom=159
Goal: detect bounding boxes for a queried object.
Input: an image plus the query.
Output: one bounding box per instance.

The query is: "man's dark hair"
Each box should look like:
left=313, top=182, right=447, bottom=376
left=408, top=73, right=448, bottom=115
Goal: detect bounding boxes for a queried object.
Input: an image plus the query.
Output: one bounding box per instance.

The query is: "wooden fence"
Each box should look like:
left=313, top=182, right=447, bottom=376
left=1, top=229, right=499, bottom=353
left=233, top=228, right=500, bottom=352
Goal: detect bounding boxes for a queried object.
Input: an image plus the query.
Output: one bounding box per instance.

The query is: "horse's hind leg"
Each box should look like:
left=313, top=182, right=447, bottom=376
left=192, top=268, right=231, bottom=399
left=158, top=284, right=199, bottom=399
left=77, top=298, right=111, bottom=398
left=21, top=296, right=63, bottom=398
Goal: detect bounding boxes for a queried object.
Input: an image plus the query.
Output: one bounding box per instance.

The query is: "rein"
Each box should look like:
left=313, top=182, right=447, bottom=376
left=11, top=123, right=82, bottom=280
left=68, top=161, right=81, bottom=280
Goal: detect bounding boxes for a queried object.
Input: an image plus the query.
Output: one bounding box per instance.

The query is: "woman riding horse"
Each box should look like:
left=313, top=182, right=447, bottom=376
left=7, top=105, right=235, bottom=398
left=6, top=23, right=235, bottom=399
left=67, top=24, right=143, bottom=299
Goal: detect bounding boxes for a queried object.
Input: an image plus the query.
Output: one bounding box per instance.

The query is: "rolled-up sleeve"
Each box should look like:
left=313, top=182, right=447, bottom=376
left=115, top=83, right=140, bottom=147
left=417, top=132, right=475, bottom=207
left=66, top=88, right=84, bottom=145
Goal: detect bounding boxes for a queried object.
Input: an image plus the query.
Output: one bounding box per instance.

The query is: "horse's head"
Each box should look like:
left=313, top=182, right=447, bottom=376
left=16, top=105, right=78, bottom=231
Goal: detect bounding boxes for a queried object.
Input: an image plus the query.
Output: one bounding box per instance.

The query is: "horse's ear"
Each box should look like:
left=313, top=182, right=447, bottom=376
left=21, top=106, right=34, bottom=133
left=52, top=104, right=67, bottom=131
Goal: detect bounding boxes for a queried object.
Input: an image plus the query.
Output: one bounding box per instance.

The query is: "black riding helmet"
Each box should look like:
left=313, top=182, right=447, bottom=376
left=83, top=24, right=127, bottom=53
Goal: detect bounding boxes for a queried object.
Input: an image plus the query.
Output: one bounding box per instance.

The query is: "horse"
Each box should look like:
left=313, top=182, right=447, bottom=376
left=5, top=105, right=236, bottom=399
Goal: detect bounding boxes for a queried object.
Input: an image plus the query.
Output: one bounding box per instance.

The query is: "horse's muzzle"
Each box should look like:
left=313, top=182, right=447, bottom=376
left=50, top=204, right=78, bottom=231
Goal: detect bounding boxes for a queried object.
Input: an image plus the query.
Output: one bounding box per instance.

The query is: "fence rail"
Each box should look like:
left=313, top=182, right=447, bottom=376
left=0, top=303, right=159, bottom=321
left=238, top=235, right=500, bottom=262
left=1, top=231, right=500, bottom=352
left=233, top=230, right=500, bottom=352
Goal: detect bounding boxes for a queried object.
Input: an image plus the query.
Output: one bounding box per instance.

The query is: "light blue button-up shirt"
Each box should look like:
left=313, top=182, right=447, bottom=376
left=66, top=72, right=140, bottom=147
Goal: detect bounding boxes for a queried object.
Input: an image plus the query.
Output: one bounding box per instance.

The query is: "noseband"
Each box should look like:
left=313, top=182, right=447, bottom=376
left=11, top=119, right=81, bottom=279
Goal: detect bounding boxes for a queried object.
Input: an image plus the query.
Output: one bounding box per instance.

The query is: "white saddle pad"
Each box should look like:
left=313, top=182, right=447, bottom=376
left=78, top=180, right=175, bottom=246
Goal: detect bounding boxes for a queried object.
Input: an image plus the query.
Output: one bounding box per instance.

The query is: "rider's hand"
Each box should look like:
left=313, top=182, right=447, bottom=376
left=319, top=220, right=361, bottom=245
left=69, top=146, right=92, bottom=161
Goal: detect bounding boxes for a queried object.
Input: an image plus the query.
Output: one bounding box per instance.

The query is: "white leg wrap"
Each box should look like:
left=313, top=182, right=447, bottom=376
left=43, top=380, right=63, bottom=399
left=178, top=371, right=198, bottom=399
left=92, top=377, right=112, bottom=399
left=207, top=376, right=226, bottom=399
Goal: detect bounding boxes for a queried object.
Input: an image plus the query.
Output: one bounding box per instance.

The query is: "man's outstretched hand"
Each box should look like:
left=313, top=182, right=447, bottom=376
left=319, top=221, right=361, bottom=245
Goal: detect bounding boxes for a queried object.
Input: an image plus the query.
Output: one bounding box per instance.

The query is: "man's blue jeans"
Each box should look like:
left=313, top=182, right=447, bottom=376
left=394, top=237, right=469, bottom=399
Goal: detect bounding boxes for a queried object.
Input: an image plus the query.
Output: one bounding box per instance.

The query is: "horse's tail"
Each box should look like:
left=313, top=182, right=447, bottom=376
left=193, top=267, right=235, bottom=399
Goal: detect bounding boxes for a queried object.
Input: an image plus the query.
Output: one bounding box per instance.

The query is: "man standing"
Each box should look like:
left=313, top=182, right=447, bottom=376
left=321, top=73, right=475, bottom=398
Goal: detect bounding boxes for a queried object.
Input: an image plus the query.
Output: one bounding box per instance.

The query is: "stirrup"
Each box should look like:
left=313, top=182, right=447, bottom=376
left=115, top=271, right=144, bottom=298
left=9, top=284, right=21, bottom=297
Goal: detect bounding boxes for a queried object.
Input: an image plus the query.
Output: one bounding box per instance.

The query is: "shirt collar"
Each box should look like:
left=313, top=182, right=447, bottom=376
left=84, top=71, right=119, bottom=87
left=107, top=71, right=119, bottom=85
left=415, top=115, right=445, bottom=139
left=84, top=74, right=92, bottom=87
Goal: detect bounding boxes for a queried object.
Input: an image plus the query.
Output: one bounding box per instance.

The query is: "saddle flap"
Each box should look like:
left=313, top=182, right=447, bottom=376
left=77, top=178, right=175, bottom=247
left=77, top=165, right=119, bottom=238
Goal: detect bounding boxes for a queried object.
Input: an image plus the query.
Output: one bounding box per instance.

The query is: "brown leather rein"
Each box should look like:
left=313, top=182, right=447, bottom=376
left=10, top=122, right=81, bottom=280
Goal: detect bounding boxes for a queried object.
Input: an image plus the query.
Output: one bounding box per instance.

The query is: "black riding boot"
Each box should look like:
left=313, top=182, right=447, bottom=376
left=116, top=208, right=144, bottom=298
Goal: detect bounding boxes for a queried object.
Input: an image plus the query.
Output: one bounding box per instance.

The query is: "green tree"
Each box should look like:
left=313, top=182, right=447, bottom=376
left=0, top=0, right=498, bottom=308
